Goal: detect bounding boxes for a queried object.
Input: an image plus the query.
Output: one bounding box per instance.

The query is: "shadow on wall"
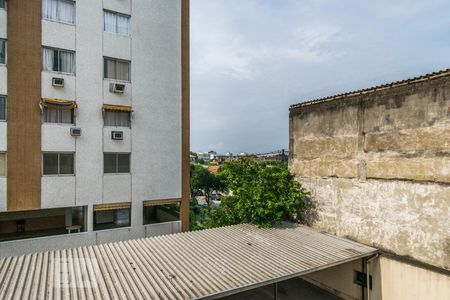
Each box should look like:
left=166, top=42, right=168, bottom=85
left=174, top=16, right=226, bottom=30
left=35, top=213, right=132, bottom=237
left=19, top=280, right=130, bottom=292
left=298, top=194, right=320, bottom=227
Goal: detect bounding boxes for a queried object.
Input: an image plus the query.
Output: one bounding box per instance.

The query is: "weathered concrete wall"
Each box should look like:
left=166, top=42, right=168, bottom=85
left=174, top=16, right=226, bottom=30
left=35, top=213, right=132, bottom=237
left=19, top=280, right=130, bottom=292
left=289, top=75, right=450, bottom=270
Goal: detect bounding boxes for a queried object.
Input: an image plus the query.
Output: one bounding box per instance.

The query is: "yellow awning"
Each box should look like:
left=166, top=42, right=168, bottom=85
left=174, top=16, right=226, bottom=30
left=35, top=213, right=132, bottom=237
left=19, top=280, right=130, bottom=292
left=143, top=198, right=181, bottom=207
left=93, top=202, right=131, bottom=212
left=41, top=98, right=77, bottom=110
left=103, top=104, right=134, bottom=112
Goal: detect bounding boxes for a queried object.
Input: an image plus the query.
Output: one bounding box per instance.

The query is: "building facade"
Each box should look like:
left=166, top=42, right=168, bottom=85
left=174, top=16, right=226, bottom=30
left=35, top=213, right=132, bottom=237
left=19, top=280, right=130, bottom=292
left=0, top=0, right=190, bottom=257
left=289, top=70, right=450, bottom=299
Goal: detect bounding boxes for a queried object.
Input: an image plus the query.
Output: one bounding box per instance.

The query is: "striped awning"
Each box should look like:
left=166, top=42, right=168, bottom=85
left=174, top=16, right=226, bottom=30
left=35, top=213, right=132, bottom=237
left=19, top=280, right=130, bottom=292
left=102, top=104, right=134, bottom=112
left=93, top=202, right=131, bottom=212
left=40, top=98, right=77, bottom=110
left=143, top=198, right=181, bottom=207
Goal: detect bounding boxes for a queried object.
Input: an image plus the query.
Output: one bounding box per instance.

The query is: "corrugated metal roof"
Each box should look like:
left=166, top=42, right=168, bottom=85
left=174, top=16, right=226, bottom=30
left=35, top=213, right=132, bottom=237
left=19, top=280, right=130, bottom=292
left=0, top=224, right=377, bottom=299
left=290, top=68, right=450, bottom=110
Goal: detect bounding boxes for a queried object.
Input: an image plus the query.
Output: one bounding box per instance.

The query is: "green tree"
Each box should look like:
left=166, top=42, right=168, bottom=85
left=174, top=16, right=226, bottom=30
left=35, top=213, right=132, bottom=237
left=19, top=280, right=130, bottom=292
left=190, top=164, right=226, bottom=208
left=204, top=159, right=311, bottom=228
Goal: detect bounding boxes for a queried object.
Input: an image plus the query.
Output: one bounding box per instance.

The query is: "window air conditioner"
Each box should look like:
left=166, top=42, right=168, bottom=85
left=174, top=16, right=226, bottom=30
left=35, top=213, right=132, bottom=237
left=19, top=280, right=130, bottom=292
left=52, top=77, right=65, bottom=87
left=70, top=128, right=82, bottom=136
left=109, top=83, right=126, bottom=93
left=111, top=131, right=123, bottom=140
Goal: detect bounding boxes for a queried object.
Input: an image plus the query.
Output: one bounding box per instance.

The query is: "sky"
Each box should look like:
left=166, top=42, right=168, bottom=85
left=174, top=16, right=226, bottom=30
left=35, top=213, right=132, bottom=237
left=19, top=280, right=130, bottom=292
left=190, top=0, right=450, bottom=154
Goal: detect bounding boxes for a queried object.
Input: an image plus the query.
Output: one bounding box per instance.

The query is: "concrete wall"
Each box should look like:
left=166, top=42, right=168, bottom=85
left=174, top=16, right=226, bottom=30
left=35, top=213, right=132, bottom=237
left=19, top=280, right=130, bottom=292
left=378, top=256, right=449, bottom=300
left=290, top=75, right=450, bottom=270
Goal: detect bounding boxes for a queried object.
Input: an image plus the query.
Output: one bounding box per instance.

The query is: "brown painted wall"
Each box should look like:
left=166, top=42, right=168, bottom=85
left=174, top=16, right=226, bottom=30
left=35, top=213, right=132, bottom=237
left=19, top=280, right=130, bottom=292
left=181, top=0, right=190, bottom=231
left=289, top=75, right=450, bottom=270
left=7, top=0, right=42, bottom=211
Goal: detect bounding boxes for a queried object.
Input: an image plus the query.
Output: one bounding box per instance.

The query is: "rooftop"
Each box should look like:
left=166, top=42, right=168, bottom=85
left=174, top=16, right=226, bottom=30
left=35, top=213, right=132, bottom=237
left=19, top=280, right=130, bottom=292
left=290, top=68, right=450, bottom=110
left=0, top=224, right=377, bottom=299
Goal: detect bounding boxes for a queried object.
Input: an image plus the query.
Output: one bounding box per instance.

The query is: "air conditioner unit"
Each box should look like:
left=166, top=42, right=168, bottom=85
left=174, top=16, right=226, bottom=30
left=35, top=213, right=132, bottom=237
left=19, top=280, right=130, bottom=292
left=111, top=131, right=123, bottom=140
left=109, top=83, right=125, bottom=94
left=70, top=128, right=82, bottom=136
left=52, top=77, right=65, bottom=87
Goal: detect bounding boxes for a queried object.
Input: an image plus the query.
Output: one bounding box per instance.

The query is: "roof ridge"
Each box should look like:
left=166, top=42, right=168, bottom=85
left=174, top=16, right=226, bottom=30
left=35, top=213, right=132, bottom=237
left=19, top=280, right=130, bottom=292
left=290, top=68, right=450, bottom=110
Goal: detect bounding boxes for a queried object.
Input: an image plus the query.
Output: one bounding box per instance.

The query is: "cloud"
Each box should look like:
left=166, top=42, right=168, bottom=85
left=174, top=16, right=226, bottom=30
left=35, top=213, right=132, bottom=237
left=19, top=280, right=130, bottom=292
left=191, top=0, right=450, bottom=153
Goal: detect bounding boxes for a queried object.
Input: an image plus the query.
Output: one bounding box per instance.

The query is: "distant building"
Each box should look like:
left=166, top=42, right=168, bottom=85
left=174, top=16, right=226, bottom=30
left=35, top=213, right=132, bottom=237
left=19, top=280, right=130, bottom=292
left=289, top=69, right=450, bottom=299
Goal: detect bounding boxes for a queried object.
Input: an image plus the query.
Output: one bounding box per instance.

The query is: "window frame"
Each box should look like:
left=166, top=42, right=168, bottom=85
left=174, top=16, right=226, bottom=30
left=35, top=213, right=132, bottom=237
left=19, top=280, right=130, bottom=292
left=0, top=95, right=6, bottom=122
left=103, top=57, right=131, bottom=82
left=103, top=9, right=131, bottom=36
left=42, top=47, right=76, bottom=75
left=42, top=106, right=75, bottom=125
left=42, top=0, right=76, bottom=25
left=104, top=153, right=130, bottom=174
left=0, top=152, right=6, bottom=177
left=42, top=152, right=75, bottom=176
left=103, top=109, right=131, bottom=128
left=0, top=39, right=7, bottom=65
left=93, top=207, right=131, bottom=231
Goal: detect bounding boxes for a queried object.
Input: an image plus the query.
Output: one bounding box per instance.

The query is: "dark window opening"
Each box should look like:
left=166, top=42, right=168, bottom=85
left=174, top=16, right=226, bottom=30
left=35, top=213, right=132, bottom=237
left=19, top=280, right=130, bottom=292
left=43, top=153, right=75, bottom=175
left=104, top=153, right=130, bottom=174
left=93, top=208, right=131, bottom=231
left=143, top=203, right=180, bottom=225
left=354, top=270, right=372, bottom=290
left=0, top=207, right=87, bottom=242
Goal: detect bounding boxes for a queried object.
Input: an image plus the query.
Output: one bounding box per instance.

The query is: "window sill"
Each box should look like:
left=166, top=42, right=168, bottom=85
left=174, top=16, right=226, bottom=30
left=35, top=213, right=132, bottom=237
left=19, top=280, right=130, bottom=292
left=42, top=123, right=75, bottom=126
left=42, top=18, right=75, bottom=27
left=104, top=78, right=131, bottom=84
left=103, top=173, right=131, bottom=176
left=104, top=31, right=131, bottom=38
left=42, top=70, right=75, bottom=77
left=42, top=174, right=75, bottom=177
left=93, top=226, right=131, bottom=232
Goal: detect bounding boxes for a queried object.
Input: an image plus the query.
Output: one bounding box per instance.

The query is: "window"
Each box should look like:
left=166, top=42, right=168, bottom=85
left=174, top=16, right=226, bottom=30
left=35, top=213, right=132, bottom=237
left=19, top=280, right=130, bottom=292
left=0, top=0, right=5, bottom=9
left=43, top=153, right=74, bottom=175
left=104, top=10, right=130, bottom=36
left=0, top=153, right=5, bottom=177
left=143, top=202, right=180, bottom=225
left=93, top=206, right=131, bottom=231
left=42, top=0, right=75, bottom=24
left=104, top=58, right=130, bottom=81
left=0, top=39, right=6, bottom=65
left=42, top=107, right=74, bottom=124
left=43, top=47, right=75, bottom=74
left=0, top=96, right=6, bottom=121
left=104, top=110, right=130, bottom=127
left=104, top=153, right=130, bottom=174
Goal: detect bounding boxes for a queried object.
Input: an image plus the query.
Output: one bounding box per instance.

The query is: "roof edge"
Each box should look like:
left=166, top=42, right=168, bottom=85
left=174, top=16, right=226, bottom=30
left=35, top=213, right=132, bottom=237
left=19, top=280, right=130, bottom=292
left=290, top=68, right=450, bottom=110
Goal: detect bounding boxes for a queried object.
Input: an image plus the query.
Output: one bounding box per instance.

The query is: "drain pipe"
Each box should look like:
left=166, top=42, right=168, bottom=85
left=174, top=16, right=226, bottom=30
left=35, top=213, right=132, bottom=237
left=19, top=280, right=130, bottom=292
left=366, top=254, right=379, bottom=300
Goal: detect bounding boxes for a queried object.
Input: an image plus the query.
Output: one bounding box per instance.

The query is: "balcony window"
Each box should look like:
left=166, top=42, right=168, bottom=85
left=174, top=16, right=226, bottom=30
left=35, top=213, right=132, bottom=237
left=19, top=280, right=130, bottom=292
left=42, top=0, right=75, bottom=24
left=93, top=203, right=131, bottom=231
left=0, top=96, right=6, bottom=121
left=42, top=107, right=74, bottom=124
left=43, top=47, right=75, bottom=74
left=104, top=10, right=130, bottom=36
left=104, top=110, right=130, bottom=127
left=104, top=58, right=130, bottom=81
left=0, top=39, right=6, bottom=65
left=43, top=153, right=74, bottom=175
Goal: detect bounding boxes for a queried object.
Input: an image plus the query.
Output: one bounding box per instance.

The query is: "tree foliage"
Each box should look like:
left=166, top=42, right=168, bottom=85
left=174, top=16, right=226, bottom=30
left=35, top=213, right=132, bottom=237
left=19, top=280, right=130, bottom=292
left=190, top=164, right=226, bottom=207
left=203, top=159, right=311, bottom=228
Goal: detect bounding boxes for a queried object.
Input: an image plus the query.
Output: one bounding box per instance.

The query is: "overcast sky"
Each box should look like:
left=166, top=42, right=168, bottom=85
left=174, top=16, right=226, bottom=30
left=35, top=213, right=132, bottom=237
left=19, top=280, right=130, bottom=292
left=190, top=0, right=450, bottom=154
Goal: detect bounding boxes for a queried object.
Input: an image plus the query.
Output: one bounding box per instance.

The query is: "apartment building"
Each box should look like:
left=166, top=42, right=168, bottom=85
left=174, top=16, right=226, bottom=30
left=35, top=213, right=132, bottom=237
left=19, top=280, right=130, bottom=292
left=0, top=0, right=190, bottom=257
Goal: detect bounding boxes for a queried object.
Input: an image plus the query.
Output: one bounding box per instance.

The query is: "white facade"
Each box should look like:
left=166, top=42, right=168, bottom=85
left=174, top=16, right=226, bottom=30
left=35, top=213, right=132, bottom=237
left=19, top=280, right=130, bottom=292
left=0, top=0, right=183, bottom=256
